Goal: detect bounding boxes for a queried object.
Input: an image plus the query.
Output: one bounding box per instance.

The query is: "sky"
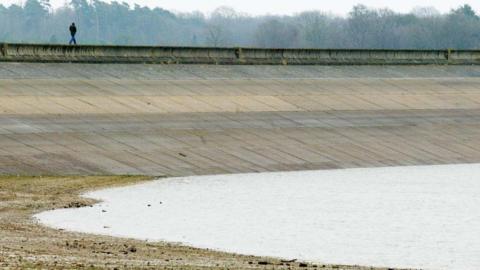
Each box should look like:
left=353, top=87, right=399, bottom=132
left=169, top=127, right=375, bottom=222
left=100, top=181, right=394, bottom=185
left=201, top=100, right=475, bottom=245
left=0, top=0, right=479, bottom=16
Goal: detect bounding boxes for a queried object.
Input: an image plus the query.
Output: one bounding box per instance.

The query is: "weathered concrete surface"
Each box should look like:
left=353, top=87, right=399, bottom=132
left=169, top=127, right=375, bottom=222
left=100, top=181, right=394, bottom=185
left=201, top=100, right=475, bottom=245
left=1, top=63, right=480, bottom=176
left=2, top=43, right=480, bottom=65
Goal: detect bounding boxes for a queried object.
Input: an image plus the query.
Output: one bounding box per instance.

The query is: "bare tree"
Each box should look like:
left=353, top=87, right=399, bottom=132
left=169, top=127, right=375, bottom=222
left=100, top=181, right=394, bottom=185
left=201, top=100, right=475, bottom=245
left=298, top=11, right=330, bottom=47
left=206, top=23, right=227, bottom=46
left=255, top=18, right=299, bottom=48
left=411, top=6, right=440, bottom=17
left=204, top=6, right=236, bottom=46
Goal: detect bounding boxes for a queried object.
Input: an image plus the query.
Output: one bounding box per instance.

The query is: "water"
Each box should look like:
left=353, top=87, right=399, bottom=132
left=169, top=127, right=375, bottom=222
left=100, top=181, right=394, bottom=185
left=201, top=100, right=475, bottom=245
left=35, top=164, right=480, bottom=269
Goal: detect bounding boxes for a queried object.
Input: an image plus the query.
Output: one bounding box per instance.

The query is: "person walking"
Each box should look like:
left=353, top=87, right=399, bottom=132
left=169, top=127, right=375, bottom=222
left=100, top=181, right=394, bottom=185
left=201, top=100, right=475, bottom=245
left=69, top=23, right=77, bottom=45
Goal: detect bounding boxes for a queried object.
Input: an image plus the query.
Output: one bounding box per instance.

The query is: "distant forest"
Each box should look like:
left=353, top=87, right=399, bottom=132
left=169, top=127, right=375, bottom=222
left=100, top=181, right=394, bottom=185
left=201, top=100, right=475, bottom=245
left=1, top=0, right=480, bottom=49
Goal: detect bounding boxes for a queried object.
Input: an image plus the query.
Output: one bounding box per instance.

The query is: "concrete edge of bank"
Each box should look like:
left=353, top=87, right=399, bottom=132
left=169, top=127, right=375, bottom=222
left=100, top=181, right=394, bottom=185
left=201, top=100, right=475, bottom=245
left=1, top=43, right=480, bottom=65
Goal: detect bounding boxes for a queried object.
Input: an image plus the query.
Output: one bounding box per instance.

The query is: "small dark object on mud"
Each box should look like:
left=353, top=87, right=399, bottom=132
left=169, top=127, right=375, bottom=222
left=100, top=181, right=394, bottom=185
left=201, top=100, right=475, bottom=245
left=178, top=153, right=187, bottom=157
left=258, top=261, right=271, bottom=265
left=147, top=204, right=151, bottom=207
left=128, top=246, right=137, bottom=253
left=299, top=262, right=308, bottom=267
left=102, top=210, right=107, bottom=213
left=64, top=202, right=88, bottom=208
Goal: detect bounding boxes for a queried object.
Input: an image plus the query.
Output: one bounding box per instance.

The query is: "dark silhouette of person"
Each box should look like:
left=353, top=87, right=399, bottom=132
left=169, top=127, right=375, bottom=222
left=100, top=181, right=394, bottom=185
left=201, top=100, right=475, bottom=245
left=69, top=23, right=77, bottom=45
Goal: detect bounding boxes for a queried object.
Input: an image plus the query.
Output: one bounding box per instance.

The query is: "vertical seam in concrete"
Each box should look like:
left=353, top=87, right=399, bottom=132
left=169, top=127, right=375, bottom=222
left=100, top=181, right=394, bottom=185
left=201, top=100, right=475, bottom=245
left=0, top=43, right=7, bottom=57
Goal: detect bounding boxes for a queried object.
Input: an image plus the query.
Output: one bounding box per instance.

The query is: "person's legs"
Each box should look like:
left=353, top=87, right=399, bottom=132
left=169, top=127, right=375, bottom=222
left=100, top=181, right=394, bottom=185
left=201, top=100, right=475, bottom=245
left=69, top=35, right=77, bottom=45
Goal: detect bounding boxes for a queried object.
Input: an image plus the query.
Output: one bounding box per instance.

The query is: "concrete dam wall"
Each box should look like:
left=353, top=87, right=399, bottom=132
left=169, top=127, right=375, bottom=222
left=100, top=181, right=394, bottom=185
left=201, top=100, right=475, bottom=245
left=1, top=44, right=480, bottom=176
left=2, top=43, right=480, bottom=65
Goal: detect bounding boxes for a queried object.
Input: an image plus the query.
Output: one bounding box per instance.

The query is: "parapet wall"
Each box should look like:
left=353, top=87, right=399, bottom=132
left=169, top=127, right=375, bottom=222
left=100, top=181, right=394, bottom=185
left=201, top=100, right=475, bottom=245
left=1, top=43, right=480, bottom=65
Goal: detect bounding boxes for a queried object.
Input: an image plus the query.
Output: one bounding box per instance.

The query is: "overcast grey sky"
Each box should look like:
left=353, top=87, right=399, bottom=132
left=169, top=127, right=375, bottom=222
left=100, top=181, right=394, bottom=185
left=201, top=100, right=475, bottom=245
left=1, top=0, right=479, bottom=15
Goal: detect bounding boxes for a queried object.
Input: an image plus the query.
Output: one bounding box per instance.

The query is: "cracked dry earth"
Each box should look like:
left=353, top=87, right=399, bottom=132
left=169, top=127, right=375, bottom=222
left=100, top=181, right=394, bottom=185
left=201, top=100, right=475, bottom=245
left=0, top=175, right=407, bottom=270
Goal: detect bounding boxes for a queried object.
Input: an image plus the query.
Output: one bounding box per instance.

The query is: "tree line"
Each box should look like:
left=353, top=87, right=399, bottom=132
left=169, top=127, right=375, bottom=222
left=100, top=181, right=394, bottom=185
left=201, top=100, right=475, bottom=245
left=0, top=0, right=479, bottom=49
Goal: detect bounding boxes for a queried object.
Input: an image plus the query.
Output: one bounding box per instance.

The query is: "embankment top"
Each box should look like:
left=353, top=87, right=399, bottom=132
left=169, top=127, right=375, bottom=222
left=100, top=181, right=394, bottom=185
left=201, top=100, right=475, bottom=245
left=1, top=43, right=479, bottom=65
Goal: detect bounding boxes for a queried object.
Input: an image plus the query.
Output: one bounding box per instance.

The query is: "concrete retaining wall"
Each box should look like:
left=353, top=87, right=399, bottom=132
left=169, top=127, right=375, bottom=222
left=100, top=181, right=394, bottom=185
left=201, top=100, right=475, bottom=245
left=1, top=43, right=480, bottom=65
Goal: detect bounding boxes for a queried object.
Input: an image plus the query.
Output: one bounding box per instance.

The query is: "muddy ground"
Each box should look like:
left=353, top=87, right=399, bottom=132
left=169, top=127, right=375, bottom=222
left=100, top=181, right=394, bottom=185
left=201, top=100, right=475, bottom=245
left=0, top=175, right=407, bottom=269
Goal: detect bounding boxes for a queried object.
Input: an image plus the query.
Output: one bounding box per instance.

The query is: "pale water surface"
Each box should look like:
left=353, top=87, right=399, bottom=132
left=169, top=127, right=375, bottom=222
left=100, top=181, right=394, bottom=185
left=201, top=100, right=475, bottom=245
left=36, top=164, right=480, bottom=270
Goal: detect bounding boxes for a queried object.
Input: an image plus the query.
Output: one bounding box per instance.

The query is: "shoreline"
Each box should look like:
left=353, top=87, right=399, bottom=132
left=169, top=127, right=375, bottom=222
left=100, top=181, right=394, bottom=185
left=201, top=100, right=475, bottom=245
left=1, top=175, right=396, bottom=269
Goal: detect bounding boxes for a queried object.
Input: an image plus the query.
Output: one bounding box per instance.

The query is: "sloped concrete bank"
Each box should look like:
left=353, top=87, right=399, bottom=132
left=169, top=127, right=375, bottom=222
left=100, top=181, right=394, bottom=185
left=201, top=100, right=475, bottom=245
left=1, top=43, right=480, bottom=64
left=1, top=63, right=480, bottom=176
